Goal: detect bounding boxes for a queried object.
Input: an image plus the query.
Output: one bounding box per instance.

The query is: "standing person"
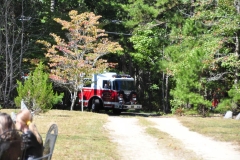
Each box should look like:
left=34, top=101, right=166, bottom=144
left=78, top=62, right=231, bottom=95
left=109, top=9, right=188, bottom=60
left=16, top=110, right=43, bottom=160
left=211, top=91, right=219, bottom=111
left=0, top=113, right=22, bottom=160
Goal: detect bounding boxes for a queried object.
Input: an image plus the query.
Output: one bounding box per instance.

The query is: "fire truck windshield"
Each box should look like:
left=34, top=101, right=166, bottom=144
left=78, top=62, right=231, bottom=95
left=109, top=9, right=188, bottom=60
left=113, top=80, right=135, bottom=91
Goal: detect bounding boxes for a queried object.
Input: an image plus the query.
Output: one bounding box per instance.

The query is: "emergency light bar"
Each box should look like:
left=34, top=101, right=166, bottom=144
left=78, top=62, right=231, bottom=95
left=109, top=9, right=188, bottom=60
left=112, top=74, right=132, bottom=78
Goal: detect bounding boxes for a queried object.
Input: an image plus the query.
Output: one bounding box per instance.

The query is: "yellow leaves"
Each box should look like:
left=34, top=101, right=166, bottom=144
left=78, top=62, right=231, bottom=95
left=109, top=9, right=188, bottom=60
left=50, top=33, right=65, bottom=45
left=54, top=18, right=71, bottom=30
left=94, top=38, right=123, bottom=55
left=69, top=10, right=78, bottom=17
left=36, top=40, right=51, bottom=48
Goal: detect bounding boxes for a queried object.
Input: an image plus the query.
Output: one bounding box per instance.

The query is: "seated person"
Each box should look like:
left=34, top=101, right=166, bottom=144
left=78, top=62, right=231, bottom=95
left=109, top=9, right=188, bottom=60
left=16, top=110, right=43, bottom=160
left=0, top=112, right=22, bottom=160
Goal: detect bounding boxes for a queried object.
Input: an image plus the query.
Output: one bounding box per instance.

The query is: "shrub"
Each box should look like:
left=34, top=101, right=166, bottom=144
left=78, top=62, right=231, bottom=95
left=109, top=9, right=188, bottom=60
left=14, top=62, right=64, bottom=113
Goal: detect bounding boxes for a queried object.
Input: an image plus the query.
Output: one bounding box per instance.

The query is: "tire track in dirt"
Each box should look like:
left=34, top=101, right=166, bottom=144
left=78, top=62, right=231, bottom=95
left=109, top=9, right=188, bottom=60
left=104, top=116, right=178, bottom=160
left=105, top=116, right=240, bottom=160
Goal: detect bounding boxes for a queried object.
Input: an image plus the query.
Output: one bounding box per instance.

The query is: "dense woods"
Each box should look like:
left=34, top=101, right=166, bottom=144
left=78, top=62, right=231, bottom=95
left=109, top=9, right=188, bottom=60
left=1, top=0, right=240, bottom=116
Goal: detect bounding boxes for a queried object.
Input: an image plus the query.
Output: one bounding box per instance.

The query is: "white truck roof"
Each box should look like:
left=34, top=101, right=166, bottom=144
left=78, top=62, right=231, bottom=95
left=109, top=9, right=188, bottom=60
left=96, top=72, right=133, bottom=79
left=96, top=72, right=117, bottom=79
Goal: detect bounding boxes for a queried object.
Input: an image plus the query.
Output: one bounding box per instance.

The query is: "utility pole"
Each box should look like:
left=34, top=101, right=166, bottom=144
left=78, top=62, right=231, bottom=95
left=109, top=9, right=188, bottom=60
left=19, top=0, right=24, bottom=74
left=19, top=0, right=31, bottom=75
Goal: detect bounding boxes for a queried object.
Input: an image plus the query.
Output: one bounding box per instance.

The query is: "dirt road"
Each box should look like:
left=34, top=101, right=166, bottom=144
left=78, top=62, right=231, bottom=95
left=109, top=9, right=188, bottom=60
left=104, top=116, right=240, bottom=160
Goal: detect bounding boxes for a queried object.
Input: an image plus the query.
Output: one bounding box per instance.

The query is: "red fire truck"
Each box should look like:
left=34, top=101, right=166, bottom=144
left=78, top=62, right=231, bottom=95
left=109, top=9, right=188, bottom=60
left=77, top=72, right=142, bottom=114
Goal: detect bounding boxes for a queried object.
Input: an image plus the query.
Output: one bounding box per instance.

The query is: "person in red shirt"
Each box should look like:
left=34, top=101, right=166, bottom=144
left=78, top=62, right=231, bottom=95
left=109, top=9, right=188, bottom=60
left=212, top=98, right=219, bottom=108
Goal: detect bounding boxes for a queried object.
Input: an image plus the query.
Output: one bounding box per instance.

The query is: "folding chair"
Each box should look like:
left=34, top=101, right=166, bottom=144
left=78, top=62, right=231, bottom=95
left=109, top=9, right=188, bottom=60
left=32, top=124, right=58, bottom=160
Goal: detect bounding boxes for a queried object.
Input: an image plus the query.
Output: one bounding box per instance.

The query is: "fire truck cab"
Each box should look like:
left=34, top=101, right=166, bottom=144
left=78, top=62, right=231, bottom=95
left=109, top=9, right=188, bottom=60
left=77, top=72, right=142, bottom=114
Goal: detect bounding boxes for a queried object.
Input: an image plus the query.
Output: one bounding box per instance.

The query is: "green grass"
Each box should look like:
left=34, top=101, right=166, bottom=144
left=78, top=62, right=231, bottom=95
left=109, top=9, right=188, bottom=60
left=1, top=109, right=120, bottom=160
left=177, top=116, right=240, bottom=146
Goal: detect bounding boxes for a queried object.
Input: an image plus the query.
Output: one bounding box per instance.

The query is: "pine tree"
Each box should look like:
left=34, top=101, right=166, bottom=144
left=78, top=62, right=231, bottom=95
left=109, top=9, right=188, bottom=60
left=14, top=62, right=63, bottom=113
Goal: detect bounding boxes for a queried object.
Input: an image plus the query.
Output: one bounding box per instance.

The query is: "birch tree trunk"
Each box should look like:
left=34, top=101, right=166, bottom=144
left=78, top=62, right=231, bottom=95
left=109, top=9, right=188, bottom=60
left=50, top=0, right=55, bottom=12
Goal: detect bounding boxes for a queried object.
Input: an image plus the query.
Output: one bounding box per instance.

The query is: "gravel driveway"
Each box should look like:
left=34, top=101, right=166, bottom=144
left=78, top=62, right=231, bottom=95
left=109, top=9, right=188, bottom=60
left=104, top=116, right=240, bottom=160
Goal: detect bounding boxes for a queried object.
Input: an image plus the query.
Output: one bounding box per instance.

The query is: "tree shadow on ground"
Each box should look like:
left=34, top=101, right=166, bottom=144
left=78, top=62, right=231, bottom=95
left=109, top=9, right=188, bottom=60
left=106, top=111, right=161, bottom=117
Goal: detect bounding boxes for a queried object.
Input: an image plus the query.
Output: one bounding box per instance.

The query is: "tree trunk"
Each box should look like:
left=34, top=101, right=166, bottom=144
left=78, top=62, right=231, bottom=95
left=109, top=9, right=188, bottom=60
left=1, top=0, right=21, bottom=107
left=165, top=74, right=169, bottom=113
left=70, top=91, right=77, bottom=110
left=162, top=72, right=165, bottom=113
left=50, top=0, right=55, bottom=12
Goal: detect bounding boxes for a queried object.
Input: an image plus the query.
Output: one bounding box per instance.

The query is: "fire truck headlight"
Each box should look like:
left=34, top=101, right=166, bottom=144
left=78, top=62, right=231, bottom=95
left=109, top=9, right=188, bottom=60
left=118, top=97, right=124, bottom=104
left=118, top=97, right=123, bottom=101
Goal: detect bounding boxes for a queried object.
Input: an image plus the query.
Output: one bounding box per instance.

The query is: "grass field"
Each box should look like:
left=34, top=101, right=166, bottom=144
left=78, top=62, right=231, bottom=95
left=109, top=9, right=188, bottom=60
left=2, top=109, right=120, bottom=160
left=1, top=109, right=240, bottom=160
left=177, top=116, right=240, bottom=146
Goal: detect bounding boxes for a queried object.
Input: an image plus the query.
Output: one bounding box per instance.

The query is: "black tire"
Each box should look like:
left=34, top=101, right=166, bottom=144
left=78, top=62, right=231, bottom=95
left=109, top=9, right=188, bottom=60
left=92, top=99, right=100, bottom=113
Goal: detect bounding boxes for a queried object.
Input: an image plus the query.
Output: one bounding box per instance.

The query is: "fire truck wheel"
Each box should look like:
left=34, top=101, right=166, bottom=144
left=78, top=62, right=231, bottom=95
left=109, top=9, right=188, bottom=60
left=92, top=99, right=100, bottom=113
